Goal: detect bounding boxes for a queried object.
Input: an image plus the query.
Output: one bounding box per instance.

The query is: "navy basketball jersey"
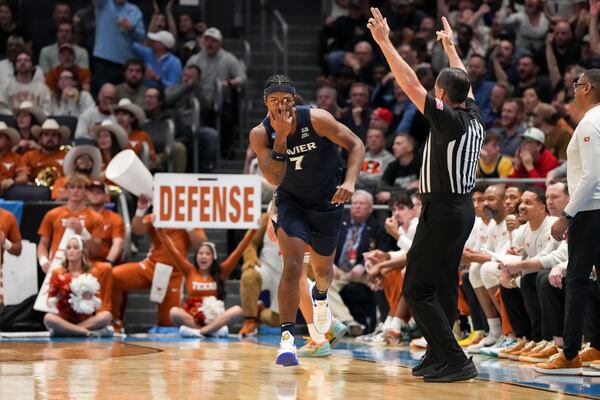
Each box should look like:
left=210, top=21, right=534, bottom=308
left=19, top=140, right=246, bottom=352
left=263, top=106, right=342, bottom=203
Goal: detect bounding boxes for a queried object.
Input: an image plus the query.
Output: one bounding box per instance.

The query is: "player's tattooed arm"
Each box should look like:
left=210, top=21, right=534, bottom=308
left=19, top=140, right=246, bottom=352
left=249, top=125, right=287, bottom=186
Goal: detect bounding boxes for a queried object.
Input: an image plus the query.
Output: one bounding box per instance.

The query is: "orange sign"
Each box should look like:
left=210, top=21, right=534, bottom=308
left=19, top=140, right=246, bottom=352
left=153, top=174, right=262, bottom=229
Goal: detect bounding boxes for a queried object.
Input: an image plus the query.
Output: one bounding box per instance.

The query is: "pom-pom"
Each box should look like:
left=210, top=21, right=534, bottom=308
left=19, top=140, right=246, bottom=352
left=68, top=274, right=101, bottom=315
left=199, top=296, right=225, bottom=324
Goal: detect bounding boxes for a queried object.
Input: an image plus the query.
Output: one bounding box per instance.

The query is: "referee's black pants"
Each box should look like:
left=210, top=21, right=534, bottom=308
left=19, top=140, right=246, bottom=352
left=563, top=209, right=600, bottom=360
left=403, top=193, right=474, bottom=365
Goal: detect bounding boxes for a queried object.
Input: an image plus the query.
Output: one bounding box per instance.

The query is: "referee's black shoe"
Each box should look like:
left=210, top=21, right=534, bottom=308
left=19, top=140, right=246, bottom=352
left=423, top=357, right=478, bottom=383
left=412, top=351, right=443, bottom=377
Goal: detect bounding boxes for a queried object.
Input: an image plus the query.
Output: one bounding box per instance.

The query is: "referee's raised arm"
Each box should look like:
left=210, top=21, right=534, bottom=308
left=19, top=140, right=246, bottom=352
left=436, top=17, right=475, bottom=101
left=367, top=7, right=427, bottom=113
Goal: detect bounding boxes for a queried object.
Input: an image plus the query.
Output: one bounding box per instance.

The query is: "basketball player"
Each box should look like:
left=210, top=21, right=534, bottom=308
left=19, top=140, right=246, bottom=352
left=249, top=74, right=364, bottom=366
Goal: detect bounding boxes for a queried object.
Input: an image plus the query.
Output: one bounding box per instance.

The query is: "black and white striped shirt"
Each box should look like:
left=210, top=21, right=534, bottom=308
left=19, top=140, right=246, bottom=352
left=419, top=96, right=485, bottom=194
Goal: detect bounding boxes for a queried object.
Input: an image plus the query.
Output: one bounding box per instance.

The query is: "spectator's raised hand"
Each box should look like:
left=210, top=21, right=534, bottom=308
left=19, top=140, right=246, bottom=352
left=118, top=17, right=133, bottom=32
left=367, top=7, right=390, bottom=46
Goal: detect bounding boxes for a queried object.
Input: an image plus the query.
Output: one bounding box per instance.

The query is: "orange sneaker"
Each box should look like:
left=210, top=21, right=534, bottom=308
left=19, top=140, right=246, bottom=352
left=518, top=341, right=548, bottom=362
left=507, top=340, right=537, bottom=360
left=239, top=319, right=258, bottom=337
left=534, top=351, right=583, bottom=375
left=499, top=338, right=528, bottom=359
left=579, top=346, right=600, bottom=367
left=521, top=343, right=559, bottom=363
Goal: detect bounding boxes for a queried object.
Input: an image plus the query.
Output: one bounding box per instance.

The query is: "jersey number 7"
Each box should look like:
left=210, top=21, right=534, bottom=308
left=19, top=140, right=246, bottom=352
left=289, top=155, right=304, bottom=170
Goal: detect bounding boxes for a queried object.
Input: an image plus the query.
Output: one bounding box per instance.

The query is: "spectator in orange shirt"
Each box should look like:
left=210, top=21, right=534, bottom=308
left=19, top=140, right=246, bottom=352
left=15, top=118, right=69, bottom=184
left=12, top=100, right=45, bottom=155
left=37, top=174, right=103, bottom=272
left=90, top=119, right=129, bottom=172
left=86, top=180, right=125, bottom=265
left=45, top=44, right=92, bottom=93
left=0, top=207, right=22, bottom=307
left=52, top=140, right=102, bottom=200
left=43, top=235, right=113, bottom=337
left=111, top=195, right=207, bottom=327
left=0, top=121, right=21, bottom=194
left=114, top=98, right=155, bottom=164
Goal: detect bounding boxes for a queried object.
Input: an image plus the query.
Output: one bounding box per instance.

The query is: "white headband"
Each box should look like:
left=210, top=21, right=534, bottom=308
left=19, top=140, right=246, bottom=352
left=202, top=242, right=218, bottom=260
left=68, top=235, right=84, bottom=250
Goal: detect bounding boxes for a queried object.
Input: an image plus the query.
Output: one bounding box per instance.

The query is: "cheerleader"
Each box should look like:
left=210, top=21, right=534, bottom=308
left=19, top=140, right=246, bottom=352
left=155, top=227, right=255, bottom=337
left=43, top=235, right=113, bottom=337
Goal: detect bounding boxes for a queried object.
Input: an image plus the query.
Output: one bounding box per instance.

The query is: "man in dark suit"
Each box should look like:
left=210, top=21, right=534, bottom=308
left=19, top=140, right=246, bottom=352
left=328, top=189, right=391, bottom=336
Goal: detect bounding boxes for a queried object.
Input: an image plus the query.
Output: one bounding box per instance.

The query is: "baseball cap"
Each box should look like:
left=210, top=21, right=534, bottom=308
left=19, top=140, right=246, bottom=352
left=88, top=180, right=106, bottom=191
left=59, top=43, right=75, bottom=53
left=522, top=127, right=545, bottom=144
left=148, top=30, right=176, bottom=49
left=203, top=27, right=223, bottom=42
left=371, top=107, right=393, bottom=123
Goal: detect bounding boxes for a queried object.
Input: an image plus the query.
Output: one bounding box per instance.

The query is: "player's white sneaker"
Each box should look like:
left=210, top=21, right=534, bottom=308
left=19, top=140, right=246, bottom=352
left=309, top=282, right=332, bottom=334
left=180, top=325, right=204, bottom=338
left=276, top=331, right=298, bottom=367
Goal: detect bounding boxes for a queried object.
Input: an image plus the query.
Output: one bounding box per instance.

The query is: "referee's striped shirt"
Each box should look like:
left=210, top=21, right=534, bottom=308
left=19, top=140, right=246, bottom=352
left=419, top=95, right=485, bottom=194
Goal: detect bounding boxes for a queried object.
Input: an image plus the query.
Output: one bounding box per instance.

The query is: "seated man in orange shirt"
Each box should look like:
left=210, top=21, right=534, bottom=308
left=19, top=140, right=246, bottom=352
left=0, top=121, right=21, bottom=195
left=37, top=174, right=104, bottom=271
left=15, top=119, right=70, bottom=184
left=86, top=180, right=125, bottom=265
left=0, top=207, right=23, bottom=308
left=45, top=44, right=91, bottom=92
left=112, top=195, right=207, bottom=327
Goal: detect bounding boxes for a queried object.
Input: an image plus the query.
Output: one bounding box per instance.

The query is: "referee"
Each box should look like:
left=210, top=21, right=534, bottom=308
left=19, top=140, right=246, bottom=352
left=369, top=11, right=484, bottom=382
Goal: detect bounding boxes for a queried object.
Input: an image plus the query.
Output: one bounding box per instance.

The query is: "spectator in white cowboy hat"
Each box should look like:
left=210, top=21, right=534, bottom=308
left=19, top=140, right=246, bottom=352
left=12, top=100, right=46, bottom=155
left=0, top=121, right=22, bottom=194
left=75, top=83, right=118, bottom=140
left=114, top=98, right=155, bottom=164
left=90, top=119, right=130, bottom=173
left=15, top=118, right=70, bottom=184
left=52, top=139, right=102, bottom=201
left=132, top=30, right=182, bottom=88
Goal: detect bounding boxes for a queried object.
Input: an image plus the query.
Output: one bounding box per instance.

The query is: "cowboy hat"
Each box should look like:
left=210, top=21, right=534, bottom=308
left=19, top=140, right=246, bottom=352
left=31, top=118, right=70, bottom=140
left=63, top=142, right=102, bottom=179
left=114, top=98, right=147, bottom=125
left=91, top=119, right=129, bottom=150
left=0, top=121, right=20, bottom=146
left=13, top=100, right=47, bottom=125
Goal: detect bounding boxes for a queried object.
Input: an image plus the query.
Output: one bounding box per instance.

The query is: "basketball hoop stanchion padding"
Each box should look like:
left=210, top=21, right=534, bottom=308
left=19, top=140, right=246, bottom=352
left=106, top=149, right=154, bottom=198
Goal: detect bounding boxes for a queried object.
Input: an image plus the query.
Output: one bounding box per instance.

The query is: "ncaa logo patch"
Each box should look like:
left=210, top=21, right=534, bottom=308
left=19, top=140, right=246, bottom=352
left=584, top=136, right=591, bottom=142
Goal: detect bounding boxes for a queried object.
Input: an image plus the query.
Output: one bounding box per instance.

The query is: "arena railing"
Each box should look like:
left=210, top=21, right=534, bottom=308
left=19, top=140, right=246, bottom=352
left=272, top=10, right=288, bottom=74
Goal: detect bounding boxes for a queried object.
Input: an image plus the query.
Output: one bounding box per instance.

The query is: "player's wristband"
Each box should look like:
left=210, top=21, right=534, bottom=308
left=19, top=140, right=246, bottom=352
left=271, top=151, right=288, bottom=162
left=39, top=256, right=49, bottom=266
left=3, top=239, right=12, bottom=250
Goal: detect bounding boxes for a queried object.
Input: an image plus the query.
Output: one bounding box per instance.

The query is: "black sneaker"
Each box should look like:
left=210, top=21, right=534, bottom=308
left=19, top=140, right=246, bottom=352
left=412, top=351, right=444, bottom=377
left=423, top=357, right=478, bottom=383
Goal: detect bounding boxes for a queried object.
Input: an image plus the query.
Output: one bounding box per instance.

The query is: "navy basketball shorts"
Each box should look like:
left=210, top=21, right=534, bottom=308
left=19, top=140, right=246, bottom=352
left=274, top=189, right=344, bottom=256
